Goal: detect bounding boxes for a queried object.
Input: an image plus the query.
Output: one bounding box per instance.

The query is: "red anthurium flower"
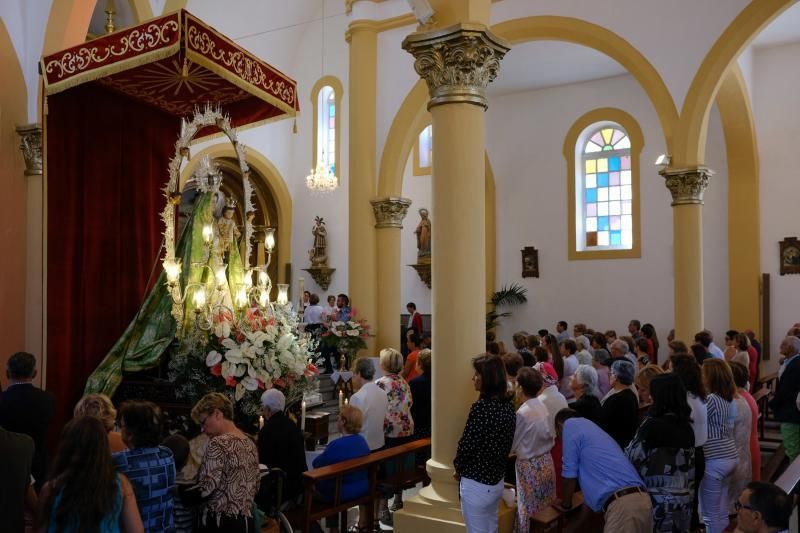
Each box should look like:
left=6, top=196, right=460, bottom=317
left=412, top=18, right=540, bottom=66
left=225, top=376, right=237, bottom=387
left=273, top=378, right=285, bottom=389
left=210, top=364, right=222, bottom=376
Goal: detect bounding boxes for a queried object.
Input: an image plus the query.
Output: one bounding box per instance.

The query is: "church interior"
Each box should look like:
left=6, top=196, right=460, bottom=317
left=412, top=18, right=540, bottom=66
left=2, top=0, right=800, bottom=532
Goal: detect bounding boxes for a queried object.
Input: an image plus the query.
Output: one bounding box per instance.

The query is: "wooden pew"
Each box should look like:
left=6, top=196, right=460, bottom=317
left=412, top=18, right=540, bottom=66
left=531, top=492, right=585, bottom=533
left=286, top=438, right=431, bottom=532
left=752, top=387, right=771, bottom=441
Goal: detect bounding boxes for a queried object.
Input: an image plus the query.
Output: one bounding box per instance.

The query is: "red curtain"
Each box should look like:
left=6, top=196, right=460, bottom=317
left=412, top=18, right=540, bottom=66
left=46, top=84, right=177, bottom=438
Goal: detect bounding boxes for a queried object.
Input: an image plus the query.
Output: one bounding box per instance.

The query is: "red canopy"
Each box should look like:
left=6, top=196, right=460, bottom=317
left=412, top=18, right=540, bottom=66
left=41, top=10, right=298, bottom=128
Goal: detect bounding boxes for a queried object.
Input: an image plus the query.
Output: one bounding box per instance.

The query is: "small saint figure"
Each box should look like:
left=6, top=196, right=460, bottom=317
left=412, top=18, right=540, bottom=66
left=216, top=197, right=241, bottom=263
left=415, top=208, right=431, bottom=259
left=309, top=216, right=328, bottom=266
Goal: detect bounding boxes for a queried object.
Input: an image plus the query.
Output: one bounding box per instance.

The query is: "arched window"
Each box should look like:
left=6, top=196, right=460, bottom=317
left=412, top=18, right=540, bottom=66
left=310, top=76, right=343, bottom=177
left=582, top=126, right=632, bottom=248
left=413, top=124, right=432, bottom=175
left=564, top=110, right=642, bottom=260
left=318, top=85, right=336, bottom=174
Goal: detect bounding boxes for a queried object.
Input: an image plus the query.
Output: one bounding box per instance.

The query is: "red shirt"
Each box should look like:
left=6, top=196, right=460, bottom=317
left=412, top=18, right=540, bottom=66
left=405, top=350, right=420, bottom=381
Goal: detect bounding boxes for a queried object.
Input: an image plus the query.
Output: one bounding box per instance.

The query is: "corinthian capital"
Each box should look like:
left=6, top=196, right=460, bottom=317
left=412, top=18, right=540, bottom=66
left=371, top=197, right=412, bottom=228
left=402, top=23, right=510, bottom=110
left=16, top=123, right=43, bottom=176
left=659, top=166, right=714, bottom=206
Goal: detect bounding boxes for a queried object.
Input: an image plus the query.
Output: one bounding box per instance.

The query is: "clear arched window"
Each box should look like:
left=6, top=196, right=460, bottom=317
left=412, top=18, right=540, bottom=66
left=317, top=85, right=336, bottom=174
left=413, top=124, right=432, bottom=175
left=580, top=126, right=633, bottom=250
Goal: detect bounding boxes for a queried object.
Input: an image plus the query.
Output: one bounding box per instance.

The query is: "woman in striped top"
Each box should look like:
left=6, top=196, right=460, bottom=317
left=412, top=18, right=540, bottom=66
left=699, top=359, right=738, bottom=533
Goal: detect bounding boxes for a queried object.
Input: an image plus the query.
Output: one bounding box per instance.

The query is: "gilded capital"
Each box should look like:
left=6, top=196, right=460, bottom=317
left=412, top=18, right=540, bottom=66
left=16, top=123, right=43, bottom=176
left=402, top=23, right=510, bottom=110
left=370, top=197, right=412, bottom=228
left=659, top=166, right=714, bottom=206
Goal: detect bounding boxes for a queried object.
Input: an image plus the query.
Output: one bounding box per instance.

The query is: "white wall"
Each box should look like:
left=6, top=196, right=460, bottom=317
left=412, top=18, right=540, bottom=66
left=485, top=73, right=729, bottom=353
left=400, top=152, right=432, bottom=313
left=753, top=41, right=800, bottom=372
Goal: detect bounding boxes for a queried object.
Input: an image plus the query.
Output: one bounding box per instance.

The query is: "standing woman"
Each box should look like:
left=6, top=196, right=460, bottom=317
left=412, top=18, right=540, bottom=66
left=543, top=334, right=564, bottom=381
left=37, top=416, right=144, bottom=532
left=729, top=361, right=760, bottom=482
left=728, top=361, right=756, bottom=504
left=190, top=393, right=260, bottom=532
left=376, top=348, right=415, bottom=515
left=670, top=354, right=708, bottom=532
left=624, top=374, right=695, bottom=532
left=641, top=323, right=659, bottom=364
left=512, top=368, right=556, bottom=533
left=454, top=354, right=516, bottom=533
left=699, top=360, right=738, bottom=533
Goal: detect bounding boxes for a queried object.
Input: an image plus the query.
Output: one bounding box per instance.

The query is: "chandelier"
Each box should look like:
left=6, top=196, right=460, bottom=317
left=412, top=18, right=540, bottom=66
left=305, top=155, right=338, bottom=193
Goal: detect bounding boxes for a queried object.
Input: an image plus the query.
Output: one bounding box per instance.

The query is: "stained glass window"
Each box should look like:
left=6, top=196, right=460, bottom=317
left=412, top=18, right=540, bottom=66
left=580, top=126, right=633, bottom=250
left=317, top=85, right=336, bottom=174
left=418, top=124, right=432, bottom=171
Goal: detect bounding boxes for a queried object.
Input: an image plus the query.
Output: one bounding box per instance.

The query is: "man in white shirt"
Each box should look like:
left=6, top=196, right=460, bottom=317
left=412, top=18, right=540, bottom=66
left=302, top=293, right=324, bottom=326
left=349, top=357, right=389, bottom=451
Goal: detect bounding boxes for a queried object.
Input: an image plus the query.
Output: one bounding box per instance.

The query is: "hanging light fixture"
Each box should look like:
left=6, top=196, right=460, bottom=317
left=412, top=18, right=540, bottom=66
left=305, top=0, right=338, bottom=193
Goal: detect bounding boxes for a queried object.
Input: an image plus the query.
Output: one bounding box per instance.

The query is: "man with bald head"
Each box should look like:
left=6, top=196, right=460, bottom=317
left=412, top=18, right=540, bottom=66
left=769, top=336, right=800, bottom=459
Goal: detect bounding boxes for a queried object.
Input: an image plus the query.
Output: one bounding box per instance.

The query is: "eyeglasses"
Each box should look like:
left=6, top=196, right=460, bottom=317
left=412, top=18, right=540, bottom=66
left=198, top=415, right=209, bottom=427
left=734, top=500, right=755, bottom=513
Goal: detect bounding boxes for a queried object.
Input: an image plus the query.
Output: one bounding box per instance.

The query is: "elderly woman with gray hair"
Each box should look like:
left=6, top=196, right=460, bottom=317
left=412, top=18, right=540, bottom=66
left=569, top=364, right=603, bottom=425
left=601, top=359, right=640, bottom=448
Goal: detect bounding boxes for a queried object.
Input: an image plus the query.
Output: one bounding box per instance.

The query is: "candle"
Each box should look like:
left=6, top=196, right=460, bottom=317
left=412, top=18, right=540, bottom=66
left=258, top=415, right=264, bottom=430
left=298, top=277, right=305, bottom=308
left=344, top=397, right=348, bottom=406
left=202, top=224, right=213, bottom=244
left=338, top=390, right=343, bottom=409
left=300, top=401, right=306, bottom=431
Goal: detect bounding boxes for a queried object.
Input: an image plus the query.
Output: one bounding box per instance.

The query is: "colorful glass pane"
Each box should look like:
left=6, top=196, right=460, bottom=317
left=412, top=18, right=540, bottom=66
left=580, top=125, right=633, bottom=250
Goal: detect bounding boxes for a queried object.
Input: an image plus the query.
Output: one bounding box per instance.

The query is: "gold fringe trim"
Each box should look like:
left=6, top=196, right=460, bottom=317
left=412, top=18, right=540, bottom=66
left=42, top=43, right=181, bottom=96
left=185, top=49, right=297, bottom=118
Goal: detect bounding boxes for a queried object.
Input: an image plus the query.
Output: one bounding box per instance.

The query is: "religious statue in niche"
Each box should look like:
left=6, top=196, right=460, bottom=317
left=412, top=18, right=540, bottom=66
left=779, top=237, right=800, bottom=275
left=309, top=216, right=328, bottom=267
left=409, top=208, right=432, bottom=288
left=304, top=216, right=335, bottom=290
left=415, top=208, right=432, bottom=261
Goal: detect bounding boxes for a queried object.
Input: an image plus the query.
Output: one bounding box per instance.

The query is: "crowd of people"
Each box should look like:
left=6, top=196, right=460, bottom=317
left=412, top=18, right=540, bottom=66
left=2, top=316, right=799, bottom=533
left=0, top=339, right=434, bottom=533
left=462, top=320, right=800, bottom=533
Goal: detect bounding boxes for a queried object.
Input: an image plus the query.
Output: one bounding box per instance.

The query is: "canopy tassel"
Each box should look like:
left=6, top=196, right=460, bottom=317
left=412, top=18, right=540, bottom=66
left=292, top=118, right=298, bottom=134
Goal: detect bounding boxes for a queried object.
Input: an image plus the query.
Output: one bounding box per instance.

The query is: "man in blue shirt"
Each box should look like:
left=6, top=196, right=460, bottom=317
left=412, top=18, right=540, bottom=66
left=554, top=409, right=652, bottom=532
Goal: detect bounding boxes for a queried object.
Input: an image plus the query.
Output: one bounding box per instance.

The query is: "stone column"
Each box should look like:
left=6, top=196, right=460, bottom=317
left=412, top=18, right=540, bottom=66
left=16, top=124, right=45, bottom=386
left=396, top=24, right=510, bottom=531
left=371, top=197, right=412, bottom=350
left=660, top=166, right=714, bottom=342
left=346, top=22, right=379, bottom=353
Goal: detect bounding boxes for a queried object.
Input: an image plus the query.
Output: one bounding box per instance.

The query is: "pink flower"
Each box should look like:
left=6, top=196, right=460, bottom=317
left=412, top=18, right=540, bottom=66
left=273, top=378, right=285, bottom=389
left=257, top=379, right=265, bottom=390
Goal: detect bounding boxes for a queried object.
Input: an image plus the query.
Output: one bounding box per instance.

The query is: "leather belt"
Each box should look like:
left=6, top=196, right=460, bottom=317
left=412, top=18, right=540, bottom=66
left=602, top=486, right=645, bottom=512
